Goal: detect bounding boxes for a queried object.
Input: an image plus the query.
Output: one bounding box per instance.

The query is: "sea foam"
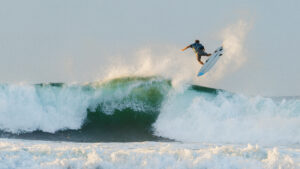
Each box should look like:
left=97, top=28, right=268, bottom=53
left=0, top=139, right=297, bottom=169
left=154, top=89, right=300, bottom=145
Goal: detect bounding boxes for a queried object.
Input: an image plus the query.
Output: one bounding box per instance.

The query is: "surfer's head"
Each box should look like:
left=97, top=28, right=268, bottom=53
left=195, top=40, right=200, bottom=43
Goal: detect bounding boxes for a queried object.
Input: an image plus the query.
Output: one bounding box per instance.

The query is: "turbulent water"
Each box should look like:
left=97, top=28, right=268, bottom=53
left=0, top=77, right=171, bottom=142
left=0, top=76, right=300, bottom=168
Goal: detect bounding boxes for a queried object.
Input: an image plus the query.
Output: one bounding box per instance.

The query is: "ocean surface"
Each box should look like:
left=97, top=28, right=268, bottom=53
left=0, top=76, right=300, bottom=168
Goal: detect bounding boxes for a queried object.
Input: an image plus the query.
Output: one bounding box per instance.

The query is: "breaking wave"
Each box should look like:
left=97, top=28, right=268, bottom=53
left=0, top=76, right=299, bottom=144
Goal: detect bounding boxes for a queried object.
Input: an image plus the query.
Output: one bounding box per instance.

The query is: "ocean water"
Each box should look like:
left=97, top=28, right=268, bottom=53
left=0, top=76, right=299, bottom=168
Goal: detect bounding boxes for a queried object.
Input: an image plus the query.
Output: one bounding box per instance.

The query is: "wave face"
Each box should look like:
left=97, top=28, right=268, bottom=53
left=0, top=77, right=171, bottom=141
left=0, top=76, right=300, bottom=143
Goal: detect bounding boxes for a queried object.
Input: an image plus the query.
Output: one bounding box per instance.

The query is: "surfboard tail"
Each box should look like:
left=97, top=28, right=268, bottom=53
left=197, top=46, right=223, bottom=77
left=197, top=72, right=204, bottom=76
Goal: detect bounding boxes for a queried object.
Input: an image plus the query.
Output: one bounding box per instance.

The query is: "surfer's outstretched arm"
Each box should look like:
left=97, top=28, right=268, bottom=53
left=181, top=45, right=191, bottom=51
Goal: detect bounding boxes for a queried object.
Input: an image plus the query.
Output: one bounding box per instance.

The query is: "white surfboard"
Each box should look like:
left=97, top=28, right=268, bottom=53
left=197, top=46, right=223, bottom=76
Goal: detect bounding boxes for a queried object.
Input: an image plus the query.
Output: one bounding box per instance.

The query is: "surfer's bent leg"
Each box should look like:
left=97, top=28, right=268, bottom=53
left=197, top=54, right=204, bottom=65
left=202, top=51, right=212, bottom=57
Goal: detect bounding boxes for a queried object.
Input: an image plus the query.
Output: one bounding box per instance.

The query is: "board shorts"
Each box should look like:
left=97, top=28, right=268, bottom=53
left=196, top=50, right=209, bottom=60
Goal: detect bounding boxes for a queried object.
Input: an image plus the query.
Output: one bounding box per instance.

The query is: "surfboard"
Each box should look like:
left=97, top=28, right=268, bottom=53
left=197, top=46, right=223, bottom=76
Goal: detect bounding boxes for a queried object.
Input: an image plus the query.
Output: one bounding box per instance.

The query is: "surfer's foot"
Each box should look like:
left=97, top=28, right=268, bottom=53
left=199, top=61, right=204, bottom=65
left=208, top=53, right=212, bottom=56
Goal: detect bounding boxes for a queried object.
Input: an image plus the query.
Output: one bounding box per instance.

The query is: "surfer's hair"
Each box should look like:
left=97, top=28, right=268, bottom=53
left=195, top=40, right=200, bottom=43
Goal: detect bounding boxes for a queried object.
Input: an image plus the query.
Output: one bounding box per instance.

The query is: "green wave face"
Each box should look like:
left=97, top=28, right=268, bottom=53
left=81, top=77, right=172, bottom=141
left=0, top=76, right=226, bottom=142
left=0, top=77, right=174, bottom=142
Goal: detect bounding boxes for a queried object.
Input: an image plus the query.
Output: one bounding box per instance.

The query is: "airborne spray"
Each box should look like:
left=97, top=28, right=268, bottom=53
left=102, top=46, right=198, bottom=90
left=203, top=20, right=251, bottom=83
left=102, top=20, right=251, bottom=91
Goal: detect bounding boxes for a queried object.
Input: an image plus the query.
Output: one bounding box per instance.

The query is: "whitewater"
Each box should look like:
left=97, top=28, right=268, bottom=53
left=0, top=76, right=300, bottom=168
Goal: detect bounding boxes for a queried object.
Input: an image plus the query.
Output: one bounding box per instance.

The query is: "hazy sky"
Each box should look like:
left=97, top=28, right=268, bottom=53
left=0, top=0, right=299, bottom=96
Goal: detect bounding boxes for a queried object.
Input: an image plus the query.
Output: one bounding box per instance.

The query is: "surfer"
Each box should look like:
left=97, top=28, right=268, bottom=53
left=181, top=40, right=212, bottom=65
